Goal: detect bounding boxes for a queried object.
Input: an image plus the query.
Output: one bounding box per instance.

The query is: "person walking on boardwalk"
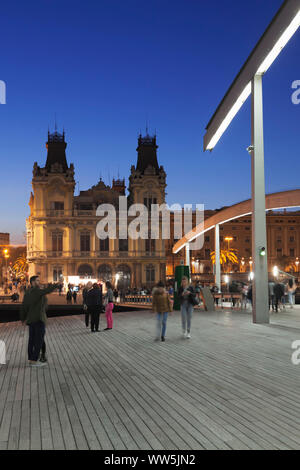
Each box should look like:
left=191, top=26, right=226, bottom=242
left=104, top=281, right=114, bottom=330
left=152, top=281, right=172, bottom=342
left=86, top=283, right=103, bottom=332
left=178, top=276, right=195, bottom=339
left=20, top=276, right=58, bottom=367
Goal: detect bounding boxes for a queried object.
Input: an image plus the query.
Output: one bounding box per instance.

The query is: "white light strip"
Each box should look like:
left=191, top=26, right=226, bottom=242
left=257, top=10, right=300, bottom=75
left=206, top=82, right=251, bottom=150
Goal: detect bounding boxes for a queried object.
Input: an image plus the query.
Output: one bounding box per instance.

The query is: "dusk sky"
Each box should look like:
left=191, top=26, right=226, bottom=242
left=1, top=0, right=299, bottom=244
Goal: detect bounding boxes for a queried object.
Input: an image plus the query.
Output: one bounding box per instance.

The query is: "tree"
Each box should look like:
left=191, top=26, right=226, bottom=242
left=12, top=255, right=28, bottom=280
left=210, top=249, right=239, bottom=273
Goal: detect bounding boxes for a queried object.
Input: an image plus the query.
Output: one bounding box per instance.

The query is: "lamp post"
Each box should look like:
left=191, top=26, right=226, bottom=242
left=203, top=0, right=300, bottom=324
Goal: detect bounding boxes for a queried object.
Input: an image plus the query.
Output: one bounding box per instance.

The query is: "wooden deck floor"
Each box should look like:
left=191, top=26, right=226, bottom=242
left=1, top=308, right=300, bottom=450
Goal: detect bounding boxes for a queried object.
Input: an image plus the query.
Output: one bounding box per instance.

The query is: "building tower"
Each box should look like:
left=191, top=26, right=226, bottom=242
left=26, top=129, right=75, bottom=282
left=128, top=131, right=167, bottom=285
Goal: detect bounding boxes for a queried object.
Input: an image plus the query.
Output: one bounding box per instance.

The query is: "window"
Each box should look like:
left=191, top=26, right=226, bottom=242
left=53, top=268, right=62, bottom=282
left=277, top=238, right=282, bottom=243
left=233, top=236, right=237, bottom=241
left=220, top=236, right=223, bottom=242
left=290, top=236, right=295, bottom=243
left=205, top=249, right=210, bottom=260
left=277, top=248, right=282, bottom=256
left=144, top=196, right=157, bottom=210
left=145, top=239, right=155, bottom=252
left=290, top=248, right=295, bottom=257
left=50, top=201, right=64, bottom=210
left=52, top=231, right=63, bottom=252
left=99, top=238, right=109, bottom=251
left=119, top=239, right=128, bottom=252
left=245, top=238, right=250, bottom=243
left=146, top=264, right=155, bottom=283
left=205, top=236, right=210, bottom=242
left=245, top=227, right=250, bottom=231
left=232, top=227, right=236, bottom=230
left=290, top=227, right=295, bottom=231
left=80, top=232, right=90, bottom=252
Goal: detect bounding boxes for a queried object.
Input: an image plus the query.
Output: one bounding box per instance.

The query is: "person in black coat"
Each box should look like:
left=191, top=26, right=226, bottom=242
left=274, top=282, right=285, bottom=312
left=86, top=283, right=103, bottom=332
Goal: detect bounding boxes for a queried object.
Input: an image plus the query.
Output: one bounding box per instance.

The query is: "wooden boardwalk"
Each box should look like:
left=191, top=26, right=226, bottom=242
left=1, top=307, right=300, bottom=450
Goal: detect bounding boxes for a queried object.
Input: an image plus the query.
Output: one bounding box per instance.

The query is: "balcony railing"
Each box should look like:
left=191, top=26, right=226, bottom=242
left=27, top=250, right=165, bottom=259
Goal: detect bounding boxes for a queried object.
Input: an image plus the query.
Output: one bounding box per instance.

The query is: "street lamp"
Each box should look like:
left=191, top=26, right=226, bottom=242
left=224, top=236, right=233, bottom=251
left=203, top=0, right=300, bottom=324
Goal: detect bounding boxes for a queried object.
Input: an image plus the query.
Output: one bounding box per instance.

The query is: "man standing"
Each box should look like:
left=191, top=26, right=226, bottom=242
left=20, top=276, right=58, bottom=367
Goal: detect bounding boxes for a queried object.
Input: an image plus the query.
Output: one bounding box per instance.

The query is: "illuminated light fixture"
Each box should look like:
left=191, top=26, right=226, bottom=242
left=224, top=275, right=229, bottom=284
left=257, top=10, right=300, bottom=74
left=249, top=272, right=254, bottom=281
left=259, top=246, right=266, bottom=256
left=273, top=266, right=279, bottom=277
left=204, top=0, right=300, bottom=152
left=206, top=83, right=251, bottom=150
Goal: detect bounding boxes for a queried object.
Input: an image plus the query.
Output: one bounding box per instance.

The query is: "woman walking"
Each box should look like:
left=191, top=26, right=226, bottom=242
left=104, top=281, right=114, bottom=330
left=152, top=281, right=172, bottom=342
left=178, top=276, right=195, bottom=339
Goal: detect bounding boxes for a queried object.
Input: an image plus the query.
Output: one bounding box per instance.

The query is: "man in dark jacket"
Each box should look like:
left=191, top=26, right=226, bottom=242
left=86, top=283, right=103, bottom=332
left=20, top=276, right=58, bottom=367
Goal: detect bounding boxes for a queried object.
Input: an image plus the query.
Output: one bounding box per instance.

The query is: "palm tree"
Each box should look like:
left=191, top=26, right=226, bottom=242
left=210, top=249, right=239, bottom=272
left=12, top=255, right=28, bottom=280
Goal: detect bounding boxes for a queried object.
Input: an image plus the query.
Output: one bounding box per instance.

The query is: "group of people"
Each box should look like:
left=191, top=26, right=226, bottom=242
left=82, top=281, right=114, bottom=332
left=268, top=278, right=297, bottom=312
left=19, top=273, right=198, bottom=367
left=152, top=276, right=197, bottom=341
left=19, top=276, right=115, bottom=367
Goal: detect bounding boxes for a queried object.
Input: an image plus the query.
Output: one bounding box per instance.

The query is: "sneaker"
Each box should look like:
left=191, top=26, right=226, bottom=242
left=186, top=332, right=191, bottom=339
left=104, top=327, right=112, bottom=330
left=161, top=337, right=165, bottom=342
left=39, top=355, right=47, bottom=363
left=30, top=361, right=47, bottom=367
left=182, top=330, right=187, bottom=338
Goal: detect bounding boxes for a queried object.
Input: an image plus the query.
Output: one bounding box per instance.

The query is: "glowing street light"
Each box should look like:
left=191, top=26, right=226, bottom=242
left=203, top=0, right=300, bottom=324
left=224, top=236, right=234, bottom=251
left=273, top=266, right=279, bottom=278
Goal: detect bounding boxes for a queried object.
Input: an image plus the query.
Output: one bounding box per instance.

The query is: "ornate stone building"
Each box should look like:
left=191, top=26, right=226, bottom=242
left=26, top=129, right=167, bottom=289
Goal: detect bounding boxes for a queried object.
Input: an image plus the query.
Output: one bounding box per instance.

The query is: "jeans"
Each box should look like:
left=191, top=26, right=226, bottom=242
left=181, top=301, right=193, bottom=333
left=288, top=292, right=295, bottom=306
left=28, top=321, right=45, bottom=361
left=156, top=312, right=168, bottom=338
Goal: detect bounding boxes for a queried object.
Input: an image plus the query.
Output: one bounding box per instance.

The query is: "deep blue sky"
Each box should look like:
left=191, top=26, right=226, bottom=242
left=1, top=0, right=299, bottom=243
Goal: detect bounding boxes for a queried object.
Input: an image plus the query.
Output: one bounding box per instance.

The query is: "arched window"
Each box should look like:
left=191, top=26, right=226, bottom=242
left=116, top=264, right=131, bottom=290
left=78, top=264, right=93, bottom=278
left=98, top=264, right=112, bottom=282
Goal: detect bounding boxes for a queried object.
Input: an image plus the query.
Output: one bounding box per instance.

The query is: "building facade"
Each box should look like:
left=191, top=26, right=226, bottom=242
left=26, top=129, right=167, bottom=289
